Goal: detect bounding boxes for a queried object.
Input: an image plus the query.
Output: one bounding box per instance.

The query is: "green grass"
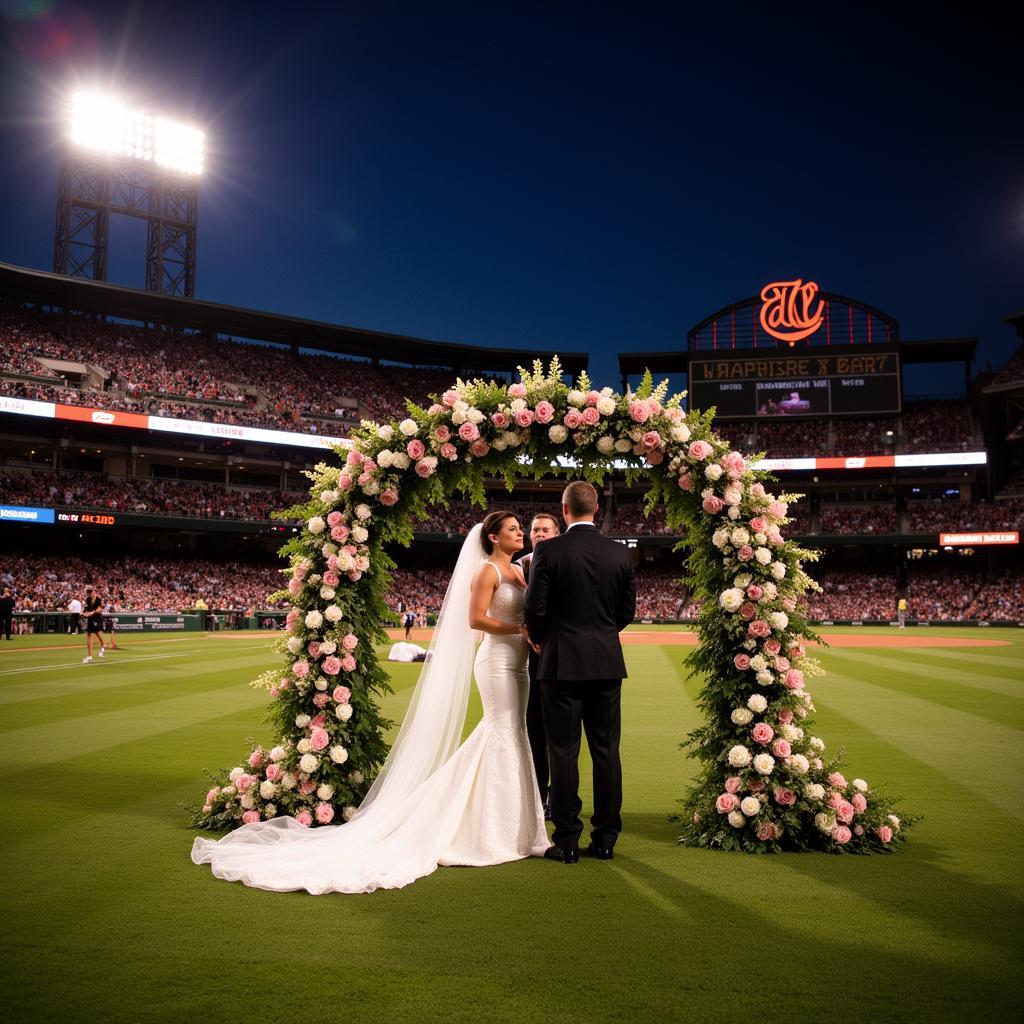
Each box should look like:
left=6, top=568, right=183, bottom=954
left=1, top=627, right=1022, bottom=1024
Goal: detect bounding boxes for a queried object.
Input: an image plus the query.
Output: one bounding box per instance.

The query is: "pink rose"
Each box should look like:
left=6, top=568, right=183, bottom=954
left=292, top=660, right=309, bottom=678
left=773, top=787, right=796, bottom=806
left=716, top=793, right=738, bottom=814
left=748, top=778, right=766, bottom=794
left=851, top=793, right=868, bottom=814
left=514, top=408, right=535, bottom=428
left=458, top=421, right=480, bottom=442
left=346, top=449, right=364, bottom=467
left=315, top=802, right=335, bottom=824
left=749, top=516, right=767, bottom=533
left=678, top=473, right=693, bottom=492
left=320, top=571, right=338, bottom=589
left=789, top=642, right=805, bottom=658
left=358, top=471, right=373, bottom=486
left=322, top=655, right=342, bottom=675
left=327, top=511, right=343, bottom=528
left=269, top=686, right=281, bottom=699
left=440, top=442, right=457, bottom=460
left=751, top=483, right=766, bottom=498
left=746, top=584, right=764, bottom=601
left=415, top=458, right=435, bottom=477
left=205, top=788, right=219, bottom=805
left=724, top=776, right=742, bottom=794
left=646, top=450, right=665, bottom=466
left=702, top=496, right=724, bottom=514
left=752, top=722, right=774, bottom=745
left=748, top=620, right=771, bottom=638
left=836, top=800, right=855, bottom=824
left=739, top=602, right=756, bottom=620
left=832, top=824, right=852, bottom=844
left=756, top=821, right=777, bottom=841
left=332, top=684, right=351, bottom=703
left=534, top=401, right=555, bottom=424
left=774, top=656, right=791, bottom=672
left=688, top=440, right=713, bottom=460
left=767, top=525, right=784, bottom=545
left=564, top=409, right=582, bottom=429
left=772, top=739, right=791, bottom=758
left=829, top=772, right=848, bottom=789
left=288, top=578, right=303, bottom=596
left=642, top=430, right=661, bottom=449
left=581, top=406, right=600, bottom=426
left=720, top=451, right=746, bottom=478
left=310, top=727, right=329, bottom=752
left=342, top=633, right=358, bottom=651
left=876, top=826, right=893, bottom=843
left=491, top=411, right=510, bottom=429
left=434, top=424, right=451, bottom=442
left=307, top=642, right=322, bottom=658
left=248, top=749, right=264, bottom=768
left=311, top=713, right=326, bottom=729
left=331, top=524, right=349, bottom=541
left=442, top=389, right=459, bottom=407
left=628, top=400, right=650, bottom=424
left=295, top=810, right=313, bottom=827
left=508, top=382, right=527, bottom=399
left=777, top=708, right=794, bottom=725
left=299, top=780, right=316, bottom=796
left=586, top=390, right=601, bottom=406
left=341, top=654, right=357, bottom=673
left=764, top=639, right=782, bottom=656
left=428, top=403, right=444, bottom=416
left=241, top=810, right=260, bottom=825
left=407, top=439, right=426, bottom=460
left=769, top=501, right=787, bottom=519
left=782, top=597, right=796, bottom=612
left=338, top=473, right=354, bottom=492
left=379, top=488, right=399, bottom=507
left=733, top=653, right=751, bottom=671
left=236, top=773, right=254, bottom=792
left=265, top=763, right=282, bottom=782
left=737, top=544, right=754, bottom=562
left=286, top=609, right=299, bottom=627
left=470, top=439, right=491, bottom=457
left=784, top=669, right=804, bottom=690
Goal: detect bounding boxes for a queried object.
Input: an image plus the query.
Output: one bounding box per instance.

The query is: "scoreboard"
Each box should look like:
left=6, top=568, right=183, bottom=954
left=688, top=347, right=901, bottom=419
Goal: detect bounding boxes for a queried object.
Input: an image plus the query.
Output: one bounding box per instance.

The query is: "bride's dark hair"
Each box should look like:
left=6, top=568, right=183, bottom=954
left=481, top=511, right=516, bottom=555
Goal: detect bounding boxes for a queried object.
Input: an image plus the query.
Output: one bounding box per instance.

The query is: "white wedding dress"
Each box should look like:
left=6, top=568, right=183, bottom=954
left=191, top=543, right=549, bottom=895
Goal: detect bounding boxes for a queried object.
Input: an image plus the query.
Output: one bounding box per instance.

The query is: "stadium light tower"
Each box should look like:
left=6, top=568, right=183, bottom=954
left=53, top=90, right=204, bottom=297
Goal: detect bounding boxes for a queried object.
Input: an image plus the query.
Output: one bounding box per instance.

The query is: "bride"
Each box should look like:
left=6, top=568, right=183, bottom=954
left=191, top=511, right=550, bottom=894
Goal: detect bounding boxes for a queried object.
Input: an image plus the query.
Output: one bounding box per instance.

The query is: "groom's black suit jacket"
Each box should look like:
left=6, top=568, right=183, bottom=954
left=525, top=524, right=636, bottom=682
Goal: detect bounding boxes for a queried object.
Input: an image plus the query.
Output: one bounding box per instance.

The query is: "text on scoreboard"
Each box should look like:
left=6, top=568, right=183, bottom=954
left=688, top=348, right=901, bottom=419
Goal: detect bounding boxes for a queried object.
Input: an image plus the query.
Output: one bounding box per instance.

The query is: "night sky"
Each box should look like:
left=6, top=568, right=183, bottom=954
left=1, top=2, right=1021, bottom=397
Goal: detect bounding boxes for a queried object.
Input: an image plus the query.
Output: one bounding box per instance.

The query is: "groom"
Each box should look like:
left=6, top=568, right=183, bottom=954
left=525, top=481, right=636, bottom=864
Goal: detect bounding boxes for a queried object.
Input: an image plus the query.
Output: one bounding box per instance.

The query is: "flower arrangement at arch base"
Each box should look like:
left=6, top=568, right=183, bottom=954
left=191, top=358, right=915, bottom=854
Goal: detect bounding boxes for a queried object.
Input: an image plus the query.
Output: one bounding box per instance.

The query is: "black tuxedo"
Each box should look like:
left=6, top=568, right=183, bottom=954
left=517, top=552, right=548, bottom=805
left=524, top=523, right=636, bottom=852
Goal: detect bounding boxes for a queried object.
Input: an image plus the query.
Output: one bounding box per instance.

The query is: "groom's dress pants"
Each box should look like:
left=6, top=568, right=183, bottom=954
left=541, top=678, right=622, bottom=852
left=526, top=654, right=549, bottom=805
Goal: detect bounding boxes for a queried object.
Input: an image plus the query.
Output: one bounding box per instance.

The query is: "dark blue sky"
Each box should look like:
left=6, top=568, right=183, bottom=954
left=1, top=3, right=1021, bottom=396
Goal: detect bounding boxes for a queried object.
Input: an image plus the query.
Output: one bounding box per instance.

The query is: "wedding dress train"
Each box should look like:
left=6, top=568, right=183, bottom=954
left=191, top=566, right=548, bottom=894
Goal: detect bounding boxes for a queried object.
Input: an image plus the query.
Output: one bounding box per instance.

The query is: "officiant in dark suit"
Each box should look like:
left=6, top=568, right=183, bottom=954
left=516, top=512, right=561, bottom=817
left=524, top=481, right=636, bottom=864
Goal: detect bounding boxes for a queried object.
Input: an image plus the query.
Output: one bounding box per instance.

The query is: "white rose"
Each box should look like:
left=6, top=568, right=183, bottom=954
left=377, top=424, right=394, bottom=440
left=743, top=638, right=757, bottom=650
left=888, top=814, right=901, bottom=831
left=548, top=425, right=569, bottom=444
left=392, top=452, right=411, bottom=470
left=815, top=812, right=836, bottom=834
left=399, top=418, right=418, bottom=436
left=220, top=786, right=235, bottom=797
left=756, top=670, right=774, bottom=686
left=747, top=694, right=768, bottom=713
left=768, top=611, right=789, bottom=630
left=240, top=793, right=255, bottom=810
left=753, top=753, right=775, bottom=775
left=269, top=746, right=286, bottom=762
left=355, top=555, right=370, bottom=572
left=295, top=714, right=311, bottom=728
left=377, top=448, right=394, bottom=468
left=321, top=489, right=338, bottom=504
left=453, top=400, right=469, bottom=415
left=614, top=438, right=633, bottom=453
left=361, top=479, right=380, bottom=496
left=786, top=753, right=809, bottom=774
left=509, top=398, right=526, bottom=413
left=805, top=783, right=825, bottom=801
left=228, top=766, right=244, bottom=783
left=770, top=562, right=787, bottom=580
left=343, top=805, right=357, bottom=821
left=740, top=797, right=761, bottom=817
left=308, top=516, right=325, bottom=534
left=355, top=504, right=372, bottom=521
left=329, top=745, right=349, bottom=765
left=467, top=407, right=485, bottom=424
left=492, top=436, right=508, bottom=451
left=314, top=677, right=328, bottom=692
left=596, top=435, right=616, bottom=455
left=503, top=431, right=521, bottom=447
left=287, top=636, right=302, bottom=654
left=712, top=529, right=730, bottom=548
left=727, top=810, right=746, bottom=828
left=731, top=708, right=754, bottom=726
left=336, top=703, right=353, bottom=721
left=727, top=745, right=751, bottom=768
left=780, top=723, right=799, bottom=741
left=734, top=573, right=753, bottom=589
left=851, top=778, right=868, bottom=793
left=754, top=547, right=772, bottom=565
left=325, top=604, right=343, bottom=623
left=451, top=408, right=467, bottom=425
left=305, top=609, right=323, bottom=629
left=350, top=770, right=365, bottom=785
left=754, top=532, right=767, bottom=545
left=264, top=803, right=277, bottom=817
left=320, top=640, right=337, bottom=655
left=259, top=780, right=278, bottom=800
left=597, top=396, right=617, bottom=416
left=320, top=586, right=336, bottom=600
left=316, top=783, right=334, bottom=801
left=728, top=505, right=740, bottom=519
left=762, top=581, right=778, bottom=599
left=297, top=738, right=312, bottom=754
left=719, top=587, right=744, bottom=612
left=321, top=543, right=337, bottom=557
left=567, top=389, right=586, bottom=407
left=352, top=525, right=368, bottom=543
left=749, top=654, right=767, bottom=672
left=704, top=464, right=723, bottom=481
left=299, top=753, right=319, bottom=774
left=730, top=527, right=750, bottom=546
left=336, top=552, right=355, bottom=572
left=281, top=772, right=297, bottom=790
left=670, top=423, right=691, bottom=443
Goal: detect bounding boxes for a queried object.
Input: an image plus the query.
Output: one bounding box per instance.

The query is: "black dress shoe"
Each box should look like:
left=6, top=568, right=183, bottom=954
left=586, top=844, right=614, bottom=861
left=543, top=845, right=579, bottom=864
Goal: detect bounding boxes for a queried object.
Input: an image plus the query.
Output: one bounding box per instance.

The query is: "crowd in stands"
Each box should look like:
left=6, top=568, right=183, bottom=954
left=907, top=498, right=1024, bottom=533
left=988, top=347, right=1024, bottom=390
left=803, top=570, right=898, bottom=620
left=967, top=572, right=1024, bottom=620
left=819, top=503, right=898, bottom=534
left=904, top=566, right=984, bottom=621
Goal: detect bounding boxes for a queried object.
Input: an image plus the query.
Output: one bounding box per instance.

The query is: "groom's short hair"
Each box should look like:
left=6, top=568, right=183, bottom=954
left=562, top=481, right=599, bottom=518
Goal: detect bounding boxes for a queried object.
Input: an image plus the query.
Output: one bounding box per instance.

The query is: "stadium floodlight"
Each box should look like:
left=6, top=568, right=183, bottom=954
left=68, top=91, right=204, bottom=175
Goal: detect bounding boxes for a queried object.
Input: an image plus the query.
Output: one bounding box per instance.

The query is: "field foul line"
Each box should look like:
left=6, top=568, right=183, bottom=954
left=0, top=652, right=192, bottom=677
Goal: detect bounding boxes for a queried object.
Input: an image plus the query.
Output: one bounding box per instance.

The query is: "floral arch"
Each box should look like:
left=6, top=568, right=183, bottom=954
left=193, top=359, right=910, bottom=853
